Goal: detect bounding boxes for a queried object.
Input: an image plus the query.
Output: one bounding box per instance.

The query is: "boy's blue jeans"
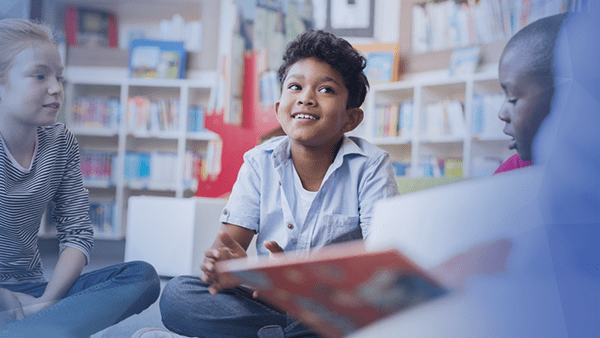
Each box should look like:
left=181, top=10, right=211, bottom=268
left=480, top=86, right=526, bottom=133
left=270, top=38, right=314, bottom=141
left=0, top=261, right=160, bottom=338
left=160, top=276, right=322, bottom=338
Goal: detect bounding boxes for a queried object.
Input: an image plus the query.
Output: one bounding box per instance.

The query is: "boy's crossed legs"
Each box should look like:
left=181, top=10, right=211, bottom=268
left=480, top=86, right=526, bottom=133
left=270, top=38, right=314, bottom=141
left=160, top=276, right=321, bottom=338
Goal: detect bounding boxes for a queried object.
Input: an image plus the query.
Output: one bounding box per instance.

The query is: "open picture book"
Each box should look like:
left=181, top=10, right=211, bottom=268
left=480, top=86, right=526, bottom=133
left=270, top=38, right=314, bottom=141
left=216, top=241, right=448, bottom=338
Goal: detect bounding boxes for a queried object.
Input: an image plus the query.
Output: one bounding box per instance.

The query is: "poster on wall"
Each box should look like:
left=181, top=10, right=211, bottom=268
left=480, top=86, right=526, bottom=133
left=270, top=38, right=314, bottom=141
left=312, top=0, right=374, bottom=37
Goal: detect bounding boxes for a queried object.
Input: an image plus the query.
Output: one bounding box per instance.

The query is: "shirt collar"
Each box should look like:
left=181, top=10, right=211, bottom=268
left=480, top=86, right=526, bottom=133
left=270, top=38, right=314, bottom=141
left=263, top=135, right=366, bottom=168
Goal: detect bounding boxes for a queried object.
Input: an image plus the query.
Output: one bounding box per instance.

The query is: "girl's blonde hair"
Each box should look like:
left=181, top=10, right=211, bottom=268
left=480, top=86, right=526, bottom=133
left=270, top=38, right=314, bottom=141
left=0, top=18, right=56, bottom=83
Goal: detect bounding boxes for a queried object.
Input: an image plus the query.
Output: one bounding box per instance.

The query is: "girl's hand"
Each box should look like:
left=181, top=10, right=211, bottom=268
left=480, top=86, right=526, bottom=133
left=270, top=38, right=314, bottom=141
left=0, top=288, right=24, bottom=325
left=13, top=292, right=57, bottom=317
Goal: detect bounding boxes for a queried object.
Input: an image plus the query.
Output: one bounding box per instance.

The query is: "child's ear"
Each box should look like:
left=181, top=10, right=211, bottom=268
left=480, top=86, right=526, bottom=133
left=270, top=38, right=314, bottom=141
left=342, top=107, right=364, bottom=133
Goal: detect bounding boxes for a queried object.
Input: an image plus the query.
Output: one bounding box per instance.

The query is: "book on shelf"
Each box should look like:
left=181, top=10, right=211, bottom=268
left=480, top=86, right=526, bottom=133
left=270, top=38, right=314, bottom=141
left=391, top=161, right=411, bottom=177
left=64, top=7, right=118, bottom=48
left=448, top=45, right=481, bottom=76
left=127, top=96, right=180, bottom=133
left=418, top=157, right=463, bottom=178
left=124, top=152, right=178, bottom=188
left=72, top=96, right=120, bottom=130
left=187, top=105, right=206, bottom=133
left=89, top=200, right=117, bottom=237
left=422, top=100, right=465, bottom=137
left=411, top=0, right=568, bottom=53
left=129, top=39, right=186, bottom=79
left=471, top=93, right=506, bottom=137
left=374, top=101, right=413, bottom=138
left=354, top=43, right=401, bottom=82
left=183, top=150, right=203, bottom=190
left=216, top=241, right=448, bottom=338
left=80, top=151, right=116, bottom=186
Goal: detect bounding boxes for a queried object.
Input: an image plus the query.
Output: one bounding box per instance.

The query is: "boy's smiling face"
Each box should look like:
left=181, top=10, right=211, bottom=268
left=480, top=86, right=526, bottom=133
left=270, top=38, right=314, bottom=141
left=275, top=57, right=362, bottom=149
left=498, top=47, right=554, bottom=162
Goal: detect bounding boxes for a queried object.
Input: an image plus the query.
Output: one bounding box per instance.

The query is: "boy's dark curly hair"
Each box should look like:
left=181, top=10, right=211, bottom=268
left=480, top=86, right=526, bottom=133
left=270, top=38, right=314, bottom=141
left=277, top=30, right=369, bottom=109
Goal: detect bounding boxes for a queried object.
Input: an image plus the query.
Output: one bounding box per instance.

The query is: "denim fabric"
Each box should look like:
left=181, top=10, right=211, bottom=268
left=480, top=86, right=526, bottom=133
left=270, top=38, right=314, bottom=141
left=219, top=135, right=399, bottom=256
left=160, top=276, right=322, bottom=338
left=0, top=261, right=160, bottom=338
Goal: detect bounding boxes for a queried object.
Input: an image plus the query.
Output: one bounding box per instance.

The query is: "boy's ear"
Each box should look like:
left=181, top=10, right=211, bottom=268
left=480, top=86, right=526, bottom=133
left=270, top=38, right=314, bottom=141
left=342, top=107, right=364, bottom=133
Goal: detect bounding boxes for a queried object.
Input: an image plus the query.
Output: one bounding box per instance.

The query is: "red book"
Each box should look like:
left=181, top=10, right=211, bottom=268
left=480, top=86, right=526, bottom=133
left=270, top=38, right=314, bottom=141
left=64, top=7, right=118, bottom=48
left=216, top=241, right=447, bottom=338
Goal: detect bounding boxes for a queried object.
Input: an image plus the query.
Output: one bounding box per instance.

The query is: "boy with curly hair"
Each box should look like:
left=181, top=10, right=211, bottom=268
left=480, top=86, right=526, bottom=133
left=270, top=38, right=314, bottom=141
left=158, top=30, right=399, bottom=338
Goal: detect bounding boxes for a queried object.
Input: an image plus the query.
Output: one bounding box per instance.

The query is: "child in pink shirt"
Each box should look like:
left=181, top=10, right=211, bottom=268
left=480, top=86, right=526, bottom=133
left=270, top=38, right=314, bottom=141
left=494, top=14, right=567, bottom=174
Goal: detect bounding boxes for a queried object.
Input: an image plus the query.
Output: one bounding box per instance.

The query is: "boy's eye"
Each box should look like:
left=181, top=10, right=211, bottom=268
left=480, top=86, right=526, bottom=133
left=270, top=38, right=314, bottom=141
left=287, top=83, right=301, bottom=90
left=35, top=74, right=45, bottom=80
left=507, top=98, right=518, bottom=104
left=319, top=87, right=334, bottom=94
left=57, top=76, right=64, bottom=83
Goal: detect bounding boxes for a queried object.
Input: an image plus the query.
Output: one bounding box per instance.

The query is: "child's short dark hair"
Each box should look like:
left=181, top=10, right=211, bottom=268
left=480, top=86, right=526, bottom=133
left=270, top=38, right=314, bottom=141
left=504, top=13, right=568, bottom=88
left=277, top=30, right=369, bottom=109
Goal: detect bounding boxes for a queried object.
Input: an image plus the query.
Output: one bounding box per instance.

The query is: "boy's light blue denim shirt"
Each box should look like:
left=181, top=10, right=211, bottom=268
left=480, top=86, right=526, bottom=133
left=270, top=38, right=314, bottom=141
left=219, top=135, right=399, bottom=256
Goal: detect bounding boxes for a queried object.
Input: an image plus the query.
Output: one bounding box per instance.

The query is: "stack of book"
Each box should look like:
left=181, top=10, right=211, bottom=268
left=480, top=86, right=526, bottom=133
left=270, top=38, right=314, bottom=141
left=374, top=101, right=414, bottom=138
left=412, top=0, right=568, bottom=53
left=422, top=100, right=466, bottom=137
left=80, top=151, right=116, bottom=186
left=127, top=96, right=180, bottom=133
left=71, top=96, right=120, bottom=130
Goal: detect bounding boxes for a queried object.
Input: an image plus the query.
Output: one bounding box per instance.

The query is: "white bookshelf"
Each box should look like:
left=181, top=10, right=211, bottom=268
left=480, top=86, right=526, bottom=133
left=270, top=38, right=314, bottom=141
left=362, top=67, right=514, bottom=178
left=40, top=67, right=219, bottom=240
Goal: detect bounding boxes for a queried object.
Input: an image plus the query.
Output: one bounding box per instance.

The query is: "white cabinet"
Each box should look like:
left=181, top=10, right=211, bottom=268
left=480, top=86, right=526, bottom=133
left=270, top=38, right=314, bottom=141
left=124, top=196, right=226, bottom=277
left=125, top=196, right=258, bottom=277
left=362, top=69, right=514, bottom=178
left=40, top=67, right=219, bottom=240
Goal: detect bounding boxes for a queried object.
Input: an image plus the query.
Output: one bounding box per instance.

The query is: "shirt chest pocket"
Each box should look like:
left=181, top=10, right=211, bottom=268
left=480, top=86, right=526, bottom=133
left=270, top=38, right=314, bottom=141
left=322, top=214, right=362, bottom=245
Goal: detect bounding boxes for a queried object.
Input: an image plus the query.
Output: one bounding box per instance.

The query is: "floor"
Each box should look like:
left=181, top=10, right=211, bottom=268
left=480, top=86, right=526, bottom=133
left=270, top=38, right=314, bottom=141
left=39, top=238, right=170, bottom=338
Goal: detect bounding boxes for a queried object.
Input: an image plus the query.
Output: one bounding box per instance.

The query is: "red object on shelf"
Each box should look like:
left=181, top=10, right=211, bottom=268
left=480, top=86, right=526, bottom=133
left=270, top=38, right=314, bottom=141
left=64, top=7, right=118, bottom=48
left=195, top=51, right=281, bottom=198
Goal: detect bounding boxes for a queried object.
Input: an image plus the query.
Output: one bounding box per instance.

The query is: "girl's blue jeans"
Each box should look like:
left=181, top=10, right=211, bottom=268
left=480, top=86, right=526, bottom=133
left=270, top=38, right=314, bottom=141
left=0, top=261, right=160, bottom=338
left=160, top=275, right=322, bottom=338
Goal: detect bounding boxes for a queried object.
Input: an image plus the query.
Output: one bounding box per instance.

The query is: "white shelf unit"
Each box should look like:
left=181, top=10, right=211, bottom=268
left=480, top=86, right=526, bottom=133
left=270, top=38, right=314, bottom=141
left=43, top=68, right=219, bottom=240
left=363, top=70, right=515, bottom=178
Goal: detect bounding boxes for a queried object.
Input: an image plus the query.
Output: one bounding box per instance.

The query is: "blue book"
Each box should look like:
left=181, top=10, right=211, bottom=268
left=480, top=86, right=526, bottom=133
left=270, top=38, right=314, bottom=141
left=129, top=39, right=187, bottom=79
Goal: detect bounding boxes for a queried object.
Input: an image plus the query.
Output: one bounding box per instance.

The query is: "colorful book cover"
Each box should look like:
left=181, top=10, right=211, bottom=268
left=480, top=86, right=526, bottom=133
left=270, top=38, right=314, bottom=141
left=364, top=52, right=395, bottom=83
left=129, top=40, right=186, bottom=79
left=64, top=7, right=118, bottom=48
left=216, top=241, right=448, bottom=338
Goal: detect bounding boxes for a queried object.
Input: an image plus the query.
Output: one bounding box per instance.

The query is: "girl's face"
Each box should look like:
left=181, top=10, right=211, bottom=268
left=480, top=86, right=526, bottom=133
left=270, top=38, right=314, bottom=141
left=0, top=41, right=64, bottom=129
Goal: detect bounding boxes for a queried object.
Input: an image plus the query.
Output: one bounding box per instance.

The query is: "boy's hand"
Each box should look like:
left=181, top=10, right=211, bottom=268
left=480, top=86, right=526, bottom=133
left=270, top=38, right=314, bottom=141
left=252, top=240, right=285, bottom=299
left=264, top=240, right=284, bottom=259
left=201, top=231, right=248, bottom=295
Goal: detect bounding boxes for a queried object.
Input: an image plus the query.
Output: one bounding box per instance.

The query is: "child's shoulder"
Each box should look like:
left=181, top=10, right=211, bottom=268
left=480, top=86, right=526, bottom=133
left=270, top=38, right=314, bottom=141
left=246, top=135, right=289, bottom=157
left=343, top=136, right=389, bottom=160
left=36, top=123, right=76, bottom=145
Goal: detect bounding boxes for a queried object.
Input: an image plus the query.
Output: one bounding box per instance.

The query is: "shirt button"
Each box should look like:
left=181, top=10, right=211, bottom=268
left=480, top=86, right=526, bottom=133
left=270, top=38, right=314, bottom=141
left=222, top=209, right=228, bottom=215
left=278, top=180, right=281, bottom=185
left=287, top=223, right=294, bottom=229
